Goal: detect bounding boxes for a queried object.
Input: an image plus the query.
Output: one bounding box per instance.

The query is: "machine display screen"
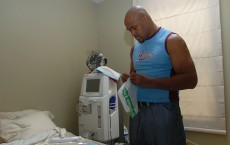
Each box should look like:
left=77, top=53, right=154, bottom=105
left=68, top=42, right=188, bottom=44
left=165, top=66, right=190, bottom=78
left=86, top=79, right=100, bottom=92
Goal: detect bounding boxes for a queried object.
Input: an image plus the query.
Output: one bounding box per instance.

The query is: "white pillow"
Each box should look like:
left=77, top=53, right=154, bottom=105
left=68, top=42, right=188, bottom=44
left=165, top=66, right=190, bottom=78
left=0, top=112, right=57, bottom=142
left=0, top=110, right=55, bottom=120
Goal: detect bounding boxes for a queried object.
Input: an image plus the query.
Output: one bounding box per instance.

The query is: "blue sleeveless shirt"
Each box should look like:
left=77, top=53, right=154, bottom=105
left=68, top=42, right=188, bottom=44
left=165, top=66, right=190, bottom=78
left=132, top=27, right=178, bottom=102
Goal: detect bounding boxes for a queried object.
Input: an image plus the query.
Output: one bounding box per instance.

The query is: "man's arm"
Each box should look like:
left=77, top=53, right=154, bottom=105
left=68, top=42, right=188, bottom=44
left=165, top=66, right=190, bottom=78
left=130, top=34, right=198, bottom=90
left=130, top=46, right=136, bottom=73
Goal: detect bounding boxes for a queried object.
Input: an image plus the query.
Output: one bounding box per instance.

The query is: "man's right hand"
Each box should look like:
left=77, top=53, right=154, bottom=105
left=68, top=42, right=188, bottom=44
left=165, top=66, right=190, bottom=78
left=121, top=73, right=130, bottom=82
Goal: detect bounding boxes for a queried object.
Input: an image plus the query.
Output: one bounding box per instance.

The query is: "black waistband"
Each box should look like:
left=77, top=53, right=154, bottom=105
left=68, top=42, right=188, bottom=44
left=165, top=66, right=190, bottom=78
left=138, top=102, right=155, bottom=107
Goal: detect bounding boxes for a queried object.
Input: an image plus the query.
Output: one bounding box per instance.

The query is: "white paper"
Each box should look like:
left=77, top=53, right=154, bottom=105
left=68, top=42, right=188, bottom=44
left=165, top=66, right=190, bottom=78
left=95, top=66, right=120, bottom=81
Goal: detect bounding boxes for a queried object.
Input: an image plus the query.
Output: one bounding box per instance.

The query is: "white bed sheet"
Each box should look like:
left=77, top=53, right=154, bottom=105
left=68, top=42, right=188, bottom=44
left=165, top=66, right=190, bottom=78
left=1, top=127, right=104, bottom=145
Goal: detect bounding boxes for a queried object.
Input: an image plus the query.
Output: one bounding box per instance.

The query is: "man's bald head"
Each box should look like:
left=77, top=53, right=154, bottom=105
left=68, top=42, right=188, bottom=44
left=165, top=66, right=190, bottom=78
left=124, top=6, right=157, bottom=43
left=125, top=6, right=148, bottom=17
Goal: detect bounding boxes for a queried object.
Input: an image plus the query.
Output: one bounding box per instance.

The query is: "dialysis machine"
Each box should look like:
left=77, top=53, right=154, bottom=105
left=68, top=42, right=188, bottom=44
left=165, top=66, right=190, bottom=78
left=78, top=72, right=119, bottom=142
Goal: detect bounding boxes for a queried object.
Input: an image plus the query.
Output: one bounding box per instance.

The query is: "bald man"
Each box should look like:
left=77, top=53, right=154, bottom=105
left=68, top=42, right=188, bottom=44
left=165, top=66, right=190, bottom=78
left=121, top=6, right=197, bottom=145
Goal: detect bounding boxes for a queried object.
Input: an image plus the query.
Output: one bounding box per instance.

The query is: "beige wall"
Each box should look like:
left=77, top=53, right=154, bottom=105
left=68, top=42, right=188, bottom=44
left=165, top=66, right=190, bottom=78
left=96, top=0, right=133, bottom=128
left=0, top=0, right=230, bottom=144
left=0, top=0, right=97, bottom=134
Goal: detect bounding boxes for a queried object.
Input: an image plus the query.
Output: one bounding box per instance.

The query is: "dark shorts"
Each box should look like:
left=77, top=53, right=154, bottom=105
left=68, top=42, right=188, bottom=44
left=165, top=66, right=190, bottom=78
left=129, top=101, right=186, bottom=145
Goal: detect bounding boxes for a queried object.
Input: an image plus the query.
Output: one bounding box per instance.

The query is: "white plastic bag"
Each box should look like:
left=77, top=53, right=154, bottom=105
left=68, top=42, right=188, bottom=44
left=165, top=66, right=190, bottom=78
left=124, top=125, right=129, bottom=143
left=118, top=78, right=138, bottom=118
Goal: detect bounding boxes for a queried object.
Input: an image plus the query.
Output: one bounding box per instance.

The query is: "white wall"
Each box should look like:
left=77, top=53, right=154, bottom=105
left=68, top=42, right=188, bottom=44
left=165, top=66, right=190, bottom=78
left=0, top=0, right=97, bottom=134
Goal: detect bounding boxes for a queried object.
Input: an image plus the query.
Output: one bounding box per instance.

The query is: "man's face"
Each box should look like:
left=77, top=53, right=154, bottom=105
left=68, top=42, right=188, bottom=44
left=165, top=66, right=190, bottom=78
left=125, top=15, right=147, bottom=43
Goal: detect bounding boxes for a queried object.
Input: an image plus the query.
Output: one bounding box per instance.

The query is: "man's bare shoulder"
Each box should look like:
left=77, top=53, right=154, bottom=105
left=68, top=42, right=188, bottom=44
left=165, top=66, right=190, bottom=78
left=167, top=33, right=188, bottom=54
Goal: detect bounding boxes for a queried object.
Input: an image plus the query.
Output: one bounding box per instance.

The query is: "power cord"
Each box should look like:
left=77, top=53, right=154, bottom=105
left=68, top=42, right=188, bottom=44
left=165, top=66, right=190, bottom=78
left=187, top=139, right=199, bottom=145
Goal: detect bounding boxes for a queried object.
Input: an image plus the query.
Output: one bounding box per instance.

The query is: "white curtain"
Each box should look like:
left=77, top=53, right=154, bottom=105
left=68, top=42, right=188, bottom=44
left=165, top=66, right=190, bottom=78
left=133, top=0, right=226, bottom=134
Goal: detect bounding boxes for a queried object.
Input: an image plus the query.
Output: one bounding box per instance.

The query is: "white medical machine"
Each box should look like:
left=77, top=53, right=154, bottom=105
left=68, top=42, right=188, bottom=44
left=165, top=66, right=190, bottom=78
left=78, top=72, right=119, bottom=142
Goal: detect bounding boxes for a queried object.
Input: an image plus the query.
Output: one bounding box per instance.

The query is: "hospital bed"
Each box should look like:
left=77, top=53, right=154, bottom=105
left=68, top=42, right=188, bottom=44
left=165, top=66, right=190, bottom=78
left=0, top=109, right=104, bottom=145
